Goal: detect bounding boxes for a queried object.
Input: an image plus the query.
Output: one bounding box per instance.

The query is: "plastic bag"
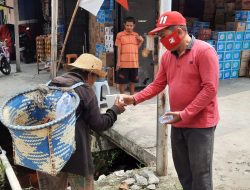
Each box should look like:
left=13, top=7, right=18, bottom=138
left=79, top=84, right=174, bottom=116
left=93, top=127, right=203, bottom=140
left=56, top=92, right=76, bottom=119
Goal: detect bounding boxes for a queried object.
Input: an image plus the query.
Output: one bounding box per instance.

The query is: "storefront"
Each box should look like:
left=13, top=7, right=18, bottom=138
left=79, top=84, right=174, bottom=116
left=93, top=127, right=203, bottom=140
left=88, top=0, right=159, bottom=87
left=89, top=0, right=250, bottom=89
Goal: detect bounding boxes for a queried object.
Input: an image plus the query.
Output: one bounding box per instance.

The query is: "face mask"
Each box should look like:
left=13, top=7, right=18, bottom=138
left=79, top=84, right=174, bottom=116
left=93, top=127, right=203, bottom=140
left=160, top=29, right=183, bottom=51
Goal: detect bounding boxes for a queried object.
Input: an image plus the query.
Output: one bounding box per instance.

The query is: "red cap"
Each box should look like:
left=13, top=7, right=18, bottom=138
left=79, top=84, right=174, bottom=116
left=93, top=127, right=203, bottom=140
left=149, top=11, right=186, bottom=35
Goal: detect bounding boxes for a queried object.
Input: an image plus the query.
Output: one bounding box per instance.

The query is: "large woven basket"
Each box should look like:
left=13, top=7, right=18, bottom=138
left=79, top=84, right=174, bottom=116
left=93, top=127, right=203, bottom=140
left=0, top=86, right=80, bottom=176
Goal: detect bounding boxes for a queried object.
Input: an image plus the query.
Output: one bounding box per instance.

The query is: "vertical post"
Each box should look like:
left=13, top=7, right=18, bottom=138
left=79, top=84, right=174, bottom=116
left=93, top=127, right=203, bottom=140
left=56, top=0, right=81, bottom=72
left=51, top=0, right=58, bottom=79
left=156, top=0, right=172, bottom=176
left=13, top=0, right=21, bottom=72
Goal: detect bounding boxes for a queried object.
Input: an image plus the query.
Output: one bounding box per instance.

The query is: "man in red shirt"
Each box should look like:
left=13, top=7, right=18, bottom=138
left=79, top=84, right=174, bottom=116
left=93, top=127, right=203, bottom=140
left=115, top=16, right=144, bottom=95
left=123, top=11, right=219, bottom=190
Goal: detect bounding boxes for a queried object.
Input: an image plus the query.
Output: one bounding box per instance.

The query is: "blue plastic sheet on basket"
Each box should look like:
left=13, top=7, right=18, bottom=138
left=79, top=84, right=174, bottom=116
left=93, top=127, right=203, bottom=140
left=0, top=86, right=80, bottom=176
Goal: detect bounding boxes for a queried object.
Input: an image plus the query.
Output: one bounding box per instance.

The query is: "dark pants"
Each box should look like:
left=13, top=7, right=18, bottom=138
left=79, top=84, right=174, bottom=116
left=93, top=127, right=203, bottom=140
left=171, top=127, right=216, bottom=190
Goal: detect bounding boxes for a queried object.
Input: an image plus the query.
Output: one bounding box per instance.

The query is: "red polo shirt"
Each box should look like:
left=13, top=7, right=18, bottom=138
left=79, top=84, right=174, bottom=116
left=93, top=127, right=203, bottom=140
left=134, top=37, right=219, bottom=128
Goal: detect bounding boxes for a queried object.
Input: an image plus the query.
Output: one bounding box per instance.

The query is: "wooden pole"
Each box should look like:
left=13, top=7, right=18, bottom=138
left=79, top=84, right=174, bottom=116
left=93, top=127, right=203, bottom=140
left=51, top=0, right=58, bottom=79
left=156, top=0, right=172, bottom=176
left=56, top=0, right=81, bottom=72
left=13, top=0, right=21, bottom=72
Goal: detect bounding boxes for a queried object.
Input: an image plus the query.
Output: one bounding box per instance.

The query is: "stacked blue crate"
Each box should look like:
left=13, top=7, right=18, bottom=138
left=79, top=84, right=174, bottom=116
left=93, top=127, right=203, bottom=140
left=235, top=10, right=250, bottom=78
left=205, top=10, right=250, bottom=79
left=213, top=31, right=240, bottom=79
left=190, top=21, right=210, bottom=38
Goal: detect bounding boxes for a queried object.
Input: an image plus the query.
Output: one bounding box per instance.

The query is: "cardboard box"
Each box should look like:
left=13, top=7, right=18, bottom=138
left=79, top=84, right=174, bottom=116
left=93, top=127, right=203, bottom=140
left=236, top=0, right=250, bottom=10
left=215, top=24, right=226, bottom=31
left=105, top=34, right=113, bottom=42
left=186, top=17, right=199, bottom=27
left=203, top=14, right=215, bottom=22
left=107, top=67, right=115, bottom=86
left=241, top=50, right=250, bottom=60
left=215, top=15, right=225, bottom=24
left=226, top=22, right=246, bottom=31
left=225, top=11, right=236, bottom=22
left=100, top=23, right=105, bottom=36
left=198, top=29, right=212, bottom=40
left=216, top=8, right=225, bottom=16
left=225, top=3, right=235, bottom=12
left=240, top=59, right=250, bottom=68
left=238, top=68, right=249, bottom=76
left=105, top=26, right=113, bottom=35
left=226, top=22, right=235, bottom=31
left=100, top=52, right=114, bottom=67
left=105, top=42, right=114, bottom=52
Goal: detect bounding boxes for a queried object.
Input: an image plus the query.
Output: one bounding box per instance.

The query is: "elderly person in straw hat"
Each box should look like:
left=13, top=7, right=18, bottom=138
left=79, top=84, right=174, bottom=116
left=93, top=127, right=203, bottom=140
left=36, top=53, right=125, bottom=190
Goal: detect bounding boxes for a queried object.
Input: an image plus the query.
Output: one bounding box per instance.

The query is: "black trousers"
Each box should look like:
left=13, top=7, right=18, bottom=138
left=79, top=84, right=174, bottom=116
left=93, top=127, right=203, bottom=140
left=171, top=127, right=216, bottom=190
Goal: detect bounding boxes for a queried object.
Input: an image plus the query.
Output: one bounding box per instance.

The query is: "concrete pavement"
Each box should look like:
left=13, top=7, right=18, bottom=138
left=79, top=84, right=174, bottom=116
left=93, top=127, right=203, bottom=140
left=1, top=63, right=250, bottom=189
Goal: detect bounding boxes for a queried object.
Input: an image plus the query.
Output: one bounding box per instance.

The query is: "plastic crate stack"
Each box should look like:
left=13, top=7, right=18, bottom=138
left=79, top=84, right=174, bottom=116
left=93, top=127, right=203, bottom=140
left=206, top=10, right=250, bottom=80
left=190, top=21, right=211, bottom=38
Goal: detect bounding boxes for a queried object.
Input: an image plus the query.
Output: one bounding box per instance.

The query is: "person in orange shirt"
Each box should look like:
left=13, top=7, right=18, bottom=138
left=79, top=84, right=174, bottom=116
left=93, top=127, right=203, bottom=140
left=115, top=16, right=144, bottom=95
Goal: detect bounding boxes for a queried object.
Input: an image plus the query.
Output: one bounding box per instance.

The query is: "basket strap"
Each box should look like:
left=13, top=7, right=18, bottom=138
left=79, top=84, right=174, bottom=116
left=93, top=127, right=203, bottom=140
left=45, top=80, right=52, bottom=86
left=70, top=82, right=84, bottom=89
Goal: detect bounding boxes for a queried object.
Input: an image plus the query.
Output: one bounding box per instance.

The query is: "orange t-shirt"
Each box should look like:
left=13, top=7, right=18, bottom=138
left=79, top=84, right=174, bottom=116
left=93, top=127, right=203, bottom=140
left=115, top=31, right=140, bottom=68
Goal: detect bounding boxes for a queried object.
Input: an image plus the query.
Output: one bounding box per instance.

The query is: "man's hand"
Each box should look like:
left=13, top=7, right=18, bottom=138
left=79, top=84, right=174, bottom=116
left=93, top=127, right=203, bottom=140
left=164, top=111, right=182, bottom=124
left=121, top=94, right=135, bottom=105
left=116, top=65, right=120, bottom=71
left=137, top=35, right=144, bottom=42
left=114, top=97, right=126, bottom=113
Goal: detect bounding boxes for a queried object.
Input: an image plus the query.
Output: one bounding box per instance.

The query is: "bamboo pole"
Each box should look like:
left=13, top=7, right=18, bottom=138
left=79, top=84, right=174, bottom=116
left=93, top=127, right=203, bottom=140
left=51, top=0, right=58, bottom=79
left=56, top=0, right=81, bottom=72
left=156, top=0, right=172, bottom=176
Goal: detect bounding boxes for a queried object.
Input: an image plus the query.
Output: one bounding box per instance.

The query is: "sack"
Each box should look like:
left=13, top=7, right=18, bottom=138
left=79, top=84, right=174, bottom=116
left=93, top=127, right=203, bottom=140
left=56, top=92, right=76, bottom=119
left=50, top=81, right=84, bottom=119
